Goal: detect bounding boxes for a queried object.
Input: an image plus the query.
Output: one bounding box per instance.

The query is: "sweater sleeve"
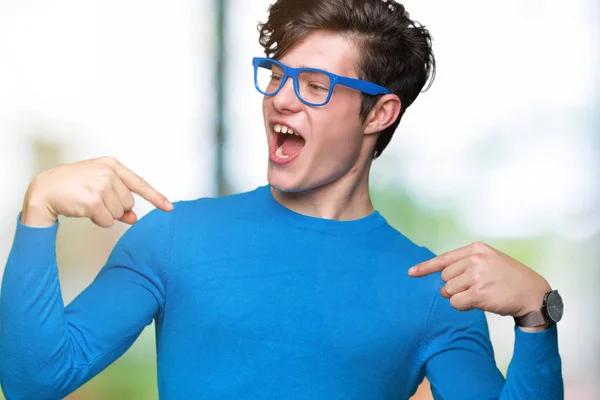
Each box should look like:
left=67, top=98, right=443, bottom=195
left=422, top=280, right=564, bottom=400
left=0, top=208, right=173, bottom=400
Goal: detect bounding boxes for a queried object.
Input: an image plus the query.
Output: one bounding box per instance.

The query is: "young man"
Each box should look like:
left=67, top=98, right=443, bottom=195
left=0, top=0, right=563, bottom=399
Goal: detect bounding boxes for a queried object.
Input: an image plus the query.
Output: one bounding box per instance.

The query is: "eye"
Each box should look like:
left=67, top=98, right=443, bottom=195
left=308, top=83, right=328, bottom=92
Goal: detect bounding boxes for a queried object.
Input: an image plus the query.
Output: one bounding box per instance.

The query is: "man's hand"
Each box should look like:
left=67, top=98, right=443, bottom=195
left=408, top=242, right=551, bottom=329
left=21, top=156, right=174, bottom=228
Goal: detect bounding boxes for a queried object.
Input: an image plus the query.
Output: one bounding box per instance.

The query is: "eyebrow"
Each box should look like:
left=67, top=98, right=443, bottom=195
left=298, top=64, right=332, bottom=74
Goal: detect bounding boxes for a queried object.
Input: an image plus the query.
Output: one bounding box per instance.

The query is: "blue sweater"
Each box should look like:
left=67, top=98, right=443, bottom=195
left=1, top=185, right=563, bottom=399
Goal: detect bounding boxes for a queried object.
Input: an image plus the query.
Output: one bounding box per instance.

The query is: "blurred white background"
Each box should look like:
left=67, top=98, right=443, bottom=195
left=1, top=0, right=598, bottom=398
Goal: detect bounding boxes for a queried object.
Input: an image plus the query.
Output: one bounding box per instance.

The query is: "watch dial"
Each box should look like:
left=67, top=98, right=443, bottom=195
left=547, top=292, right=564, bottom=322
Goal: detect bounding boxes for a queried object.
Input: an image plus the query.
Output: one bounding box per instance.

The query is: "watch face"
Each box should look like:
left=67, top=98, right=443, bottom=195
left=546, top=291, right=564, bottom=322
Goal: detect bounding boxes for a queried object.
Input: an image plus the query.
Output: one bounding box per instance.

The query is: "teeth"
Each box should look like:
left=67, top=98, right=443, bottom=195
left=276, top=145, right=289, bottom=159
left=274, top=124, right=298, bottom=136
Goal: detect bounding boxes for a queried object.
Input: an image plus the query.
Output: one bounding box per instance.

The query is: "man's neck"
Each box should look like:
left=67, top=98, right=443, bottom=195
left=270, top=161, right=374, bottom=221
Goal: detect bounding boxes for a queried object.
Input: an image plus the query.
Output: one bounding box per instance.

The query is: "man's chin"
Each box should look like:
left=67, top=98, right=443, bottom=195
left=267, top=173, right=305, bottom=194
left=268, top=182, right=304, bottom=194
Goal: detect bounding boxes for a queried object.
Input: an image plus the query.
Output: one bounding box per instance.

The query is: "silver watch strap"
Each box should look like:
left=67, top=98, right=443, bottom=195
left=514, top=310, right=547, bottom=327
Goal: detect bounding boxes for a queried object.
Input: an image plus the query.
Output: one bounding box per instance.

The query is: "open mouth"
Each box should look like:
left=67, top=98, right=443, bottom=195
left=271, top=123, right=306, bottom=162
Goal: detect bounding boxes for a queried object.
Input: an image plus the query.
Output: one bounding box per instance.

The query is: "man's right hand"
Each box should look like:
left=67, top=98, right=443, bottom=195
left=20, top=156, right=174, bottom=228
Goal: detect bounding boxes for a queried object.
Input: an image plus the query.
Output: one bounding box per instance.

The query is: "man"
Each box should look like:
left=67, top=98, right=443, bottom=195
left=0, top=0, right=563, bottom=399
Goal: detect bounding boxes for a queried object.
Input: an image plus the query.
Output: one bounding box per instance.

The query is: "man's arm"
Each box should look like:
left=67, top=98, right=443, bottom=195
left=411, top=243, right=563, bottom=399
left=0, top=207, right=173, bottom=399
left=421, top=282, right=563, bottom=399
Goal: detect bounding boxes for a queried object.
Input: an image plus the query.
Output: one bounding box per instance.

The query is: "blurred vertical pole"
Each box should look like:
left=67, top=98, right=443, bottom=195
left=215, top=0, right=228, bottom=196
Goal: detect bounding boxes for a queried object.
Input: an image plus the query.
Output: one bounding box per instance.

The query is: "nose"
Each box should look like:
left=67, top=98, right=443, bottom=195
left=272, top=76, right=302, bottom=113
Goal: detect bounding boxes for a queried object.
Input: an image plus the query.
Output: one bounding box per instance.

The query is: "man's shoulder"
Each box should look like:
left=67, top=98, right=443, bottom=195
left=170, top=186, right=264, bottom=221
left=374, top=226, right=488, bottom=335
left=372, top=223, right=443, bottom=293
left=375, top=222, right=437, bottom=264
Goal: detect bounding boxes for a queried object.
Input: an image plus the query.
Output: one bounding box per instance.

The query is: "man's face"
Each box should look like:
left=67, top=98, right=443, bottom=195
left=262, top=30, right=367, bottom=193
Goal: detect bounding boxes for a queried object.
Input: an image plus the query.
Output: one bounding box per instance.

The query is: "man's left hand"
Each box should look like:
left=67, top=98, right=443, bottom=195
left=408, top=242, right=551, bottom=322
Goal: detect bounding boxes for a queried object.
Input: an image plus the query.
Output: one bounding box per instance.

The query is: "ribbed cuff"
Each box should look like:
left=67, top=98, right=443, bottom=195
left=512, top=323, right=560, bottom=364
left=9, top=212, right=59, bottom=266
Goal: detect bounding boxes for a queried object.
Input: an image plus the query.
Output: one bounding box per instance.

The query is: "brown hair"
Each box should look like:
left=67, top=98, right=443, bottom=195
left=258, top=0, right=436, bottom=159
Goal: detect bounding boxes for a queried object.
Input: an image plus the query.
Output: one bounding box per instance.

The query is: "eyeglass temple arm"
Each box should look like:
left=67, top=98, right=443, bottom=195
left=334, top=76, right=391, bottom=95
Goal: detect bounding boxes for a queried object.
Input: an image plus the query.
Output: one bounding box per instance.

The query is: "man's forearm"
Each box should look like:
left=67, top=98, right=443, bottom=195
left=500, top=325, right=564, bottom=399
left=0, top=218, right=72, bottom=399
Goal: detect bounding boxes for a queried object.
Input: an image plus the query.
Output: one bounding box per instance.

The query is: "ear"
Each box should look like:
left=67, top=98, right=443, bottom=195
left=363, top=94, right=402, bottom=135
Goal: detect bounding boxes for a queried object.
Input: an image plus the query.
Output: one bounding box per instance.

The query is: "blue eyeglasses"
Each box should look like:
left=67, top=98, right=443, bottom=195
left=252, top=57, right=390, bottom=107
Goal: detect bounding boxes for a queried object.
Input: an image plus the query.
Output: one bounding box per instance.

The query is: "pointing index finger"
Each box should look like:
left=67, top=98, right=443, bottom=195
left=409, top=244, right=472, bottom=277
left=110, top=161, right=173, bottom=212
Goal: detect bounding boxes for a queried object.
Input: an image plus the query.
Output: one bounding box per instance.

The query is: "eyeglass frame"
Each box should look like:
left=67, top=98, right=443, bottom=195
left=252, top=57, right=391, bottom=107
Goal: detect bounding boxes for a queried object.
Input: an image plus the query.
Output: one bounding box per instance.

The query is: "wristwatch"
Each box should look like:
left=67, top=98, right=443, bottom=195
left=514, top=290, right=564, bottom=327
